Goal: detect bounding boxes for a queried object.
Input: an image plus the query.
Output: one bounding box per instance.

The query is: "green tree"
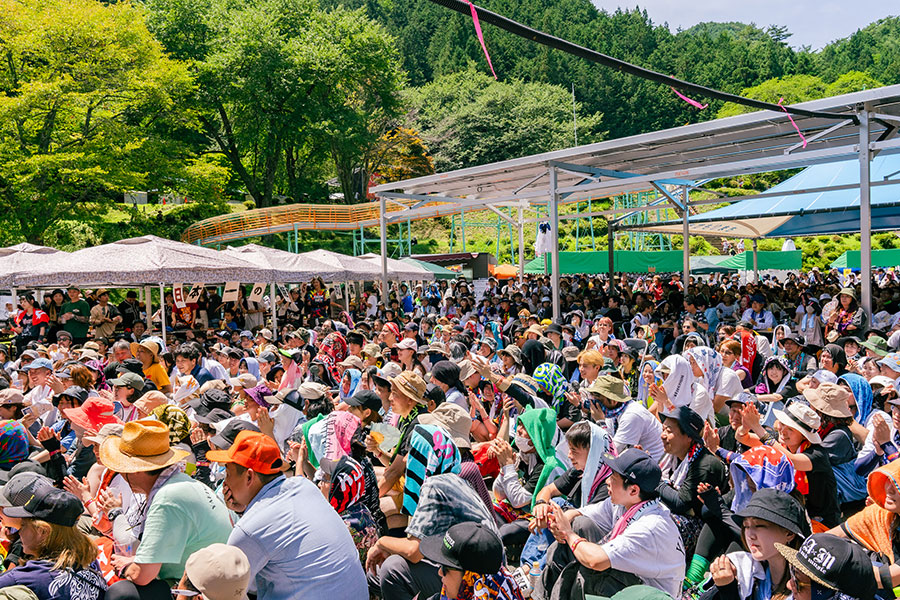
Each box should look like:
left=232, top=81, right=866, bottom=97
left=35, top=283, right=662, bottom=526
left=144, top=0, right=406, bottom=206
left=407, top=68, right=604, bottom=171
left=0, top=0, right=196, bottom=243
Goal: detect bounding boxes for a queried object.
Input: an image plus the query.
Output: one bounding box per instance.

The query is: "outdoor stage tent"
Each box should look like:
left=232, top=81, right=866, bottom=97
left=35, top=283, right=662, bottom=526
left=357, top=253, right=435, bottom=281
left=832, top=249, right=900, bottom=269
left=0, top=243, right=68, bottom=289
left=718, top=251, right=802, bottom=271
left=401, top=257, right=457, bottom=280
left=223, top=244, right=345, bottom=282
left=627, top=154, right=900, bottom=240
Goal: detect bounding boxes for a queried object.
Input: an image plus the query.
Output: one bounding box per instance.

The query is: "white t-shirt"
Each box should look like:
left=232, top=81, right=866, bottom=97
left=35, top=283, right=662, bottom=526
left=716, top=368, right=744, bottom=401
left=581, top=499, right=685, bottom=598
left=605, top=402, right=665, bottom=463
left=690, top=386, right=715, bottom=425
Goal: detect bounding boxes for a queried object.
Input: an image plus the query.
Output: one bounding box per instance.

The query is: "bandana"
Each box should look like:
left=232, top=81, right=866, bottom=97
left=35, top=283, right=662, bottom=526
left=657, top=355, right=694, bottom=408
left=518, top=408, right=566, bottom=509
left=323, top=410, right=361, bottom=462
left=840, top=373, right=873, bottom=425
left=150, top=404, right=191, bottom=444
left=0, top=420, right=28, bottom=468
left=684, top=346, right=723, bottom=397
left=669, top=442, right=703, bottom=489
left=439, top=568, right=525, bottom=600
left=607, top=499, right=660, bottom=540
left=532, top=362, right=567, bottom=409
left=328, top=456, right=365, bottom=514
left=581, top=421, right=615, bottom=509
left=319, top=332, right=348, bottom=383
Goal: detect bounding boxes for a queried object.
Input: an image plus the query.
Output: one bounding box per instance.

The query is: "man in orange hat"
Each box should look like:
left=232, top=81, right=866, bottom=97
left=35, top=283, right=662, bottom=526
left=206, top=431, right=366, bottom=600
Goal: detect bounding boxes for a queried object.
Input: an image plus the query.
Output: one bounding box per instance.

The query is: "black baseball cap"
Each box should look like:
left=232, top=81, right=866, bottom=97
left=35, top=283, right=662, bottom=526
left=193, top=407, right=235, bottom=425
left=4, top=486, right=84, bottom=526
left=419, top=522, right=503, bottom=575
left=210, top=419, right=260, bottom=450
left=345, top=389, right=382, bottom=413
left=0, top=460, right=47, bottom=485
left=660, top=406, right=705, bottom=443
left=776, top=533, right=877, bottom=599
left=604, top=448, right=661, bottom=493
left=116, top=358, right=145, bottom=376
left=734, top=488, right=811, bottom=538
left=53, top=385, right=89, bottom=406
left=187, top=389, right=233, bottom=414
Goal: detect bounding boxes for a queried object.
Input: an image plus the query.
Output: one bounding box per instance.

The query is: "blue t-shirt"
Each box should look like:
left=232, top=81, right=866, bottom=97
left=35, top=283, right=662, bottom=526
left=0, top=559, right=107, bottom=600
left=191, top=364, right=216, bottom=386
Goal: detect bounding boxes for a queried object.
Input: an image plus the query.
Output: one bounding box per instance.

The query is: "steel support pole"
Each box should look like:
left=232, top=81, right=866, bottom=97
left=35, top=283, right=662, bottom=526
left=159, top=284, right=167, bottom=348
left=270, top=283, right=277, bottom=338
left=860, top=107, right=873, bottom=318
left=379, top=195, right=389, bottom=303
left=145, top=286, right=152, bottom=332
left=461, top=208, right=466, bottom=251
left=752, top=239, right=759, bottom=283
left=518, top=206, right=525, bottom=286
left=549, top=166, right=561, bottom=321
left=607, top=224, right=616, bottom=295
left=682, top=185, right=690, bottom=283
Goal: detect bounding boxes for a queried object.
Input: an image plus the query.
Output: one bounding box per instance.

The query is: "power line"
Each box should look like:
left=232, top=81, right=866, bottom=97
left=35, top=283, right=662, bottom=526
left=428, top=0, right=859, bottom=125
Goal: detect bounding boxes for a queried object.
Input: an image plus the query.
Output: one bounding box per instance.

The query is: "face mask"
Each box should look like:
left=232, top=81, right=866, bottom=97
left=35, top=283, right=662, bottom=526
left=515, top=435, right=533, bottom=452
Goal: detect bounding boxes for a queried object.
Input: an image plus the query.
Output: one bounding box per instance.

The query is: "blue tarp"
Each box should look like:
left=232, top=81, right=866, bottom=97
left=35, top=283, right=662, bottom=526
left=634, top=154, right=900, bottom=239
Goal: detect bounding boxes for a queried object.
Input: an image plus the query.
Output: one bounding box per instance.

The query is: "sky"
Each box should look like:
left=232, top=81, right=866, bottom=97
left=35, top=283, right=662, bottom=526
left=605, top=1, right=896, bottom=50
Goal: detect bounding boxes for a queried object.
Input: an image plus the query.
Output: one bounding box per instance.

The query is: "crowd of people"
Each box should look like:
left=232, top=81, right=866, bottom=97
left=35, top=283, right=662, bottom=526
left=2, top=266, right=900, bottom=600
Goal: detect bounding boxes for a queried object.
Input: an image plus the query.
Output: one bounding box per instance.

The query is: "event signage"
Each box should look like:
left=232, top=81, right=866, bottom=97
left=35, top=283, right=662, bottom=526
left=222, top=281, right=240, bottom=302
left=248, top=283, right=266, bottom=303
left=172, top=283, right=186, bottom=308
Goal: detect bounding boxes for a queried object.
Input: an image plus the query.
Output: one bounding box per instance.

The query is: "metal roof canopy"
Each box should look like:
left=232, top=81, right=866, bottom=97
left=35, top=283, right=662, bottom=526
left=371, top=85, right=900, bottom=319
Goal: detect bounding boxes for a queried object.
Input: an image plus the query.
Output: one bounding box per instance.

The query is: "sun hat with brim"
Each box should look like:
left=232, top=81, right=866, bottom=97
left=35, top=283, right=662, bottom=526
left=82, top=423, right=124, bottom=446
left=3, top=486, right=83, bottom=527
left=525, top=324, right=545, bottom=337
left=773, top=404, right=822, bottom=444
left=733, top=488, right=812, bottom=538
left=867, top=457, right=900, bottom=508
left=0, top=389, right=26, bottom=406
left=497, top=344, right=523, bottom=365
left=64, top=397, right=121, bottom=434
left=133, top=391, right=168, bottom=416
left=206, top=430, right=284, bottom=475
left=802, top=383, right=854, bottom=418
left=837, top=287, right=858, bottom=302
left=860, top=336, right=890, bottom=357
left=184, top=543, right=251, bottom=600
left=418, top=403, right=472, bottom=449
left=338, top=355, right=364, bottom=370
left=130, top=340, right=161, bottom=364
left=586, top=375, right=629, bottom=405
left=510, top=373, right=542, bottom=397
left=775, top=534, right=877, bottom=598
left=391, top=371, right=427, bottom=405
left=0, top=462, right=48, bottom=487
left=99, top=421, right=189, bottom=473
left=193, top=407, right=235, bottom=425
left=457, top=360, right=477, bottom=382
left=660, top=406, right=705, bottom=443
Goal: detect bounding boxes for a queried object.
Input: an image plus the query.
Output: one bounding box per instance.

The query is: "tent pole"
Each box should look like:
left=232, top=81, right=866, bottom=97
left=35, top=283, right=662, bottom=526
left=270, top=283, right=277, bottom=339
left=860, top=106, right=873, bottom=318
left=518, top=206, right=525, bottom=286
left=379, top=195, right=389, bottom=305
left=145, top=286, right=152, bottom=333
left=549, top=166, right=561, bottom=321
left=752, top=240, right=759, bottom=283
left=159, top=284, right=166, bottom=348
left=682, top=186, right=690, bottom=283
left=607, top=224, right=615, bottom=295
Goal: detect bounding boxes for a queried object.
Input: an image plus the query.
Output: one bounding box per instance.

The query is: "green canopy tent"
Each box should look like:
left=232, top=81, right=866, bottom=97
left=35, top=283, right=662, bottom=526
left=831, top=249, right=900, bottom=270
left=525, top=251, right=684, bottom=274
left=718, top=251, right=802, bottom=271
left=401, top=257, right=457, bottom=280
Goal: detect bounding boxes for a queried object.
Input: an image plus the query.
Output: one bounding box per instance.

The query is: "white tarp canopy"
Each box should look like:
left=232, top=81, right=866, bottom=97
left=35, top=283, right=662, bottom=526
left=14, top=235, right=266, bottom=287
left=358, top=253, right=435, bottom=281
left=223, top=244, right=345, bottom=282
left=294, top=249, right=381, bottom=282
left=0, top=243, right=69, bottom=289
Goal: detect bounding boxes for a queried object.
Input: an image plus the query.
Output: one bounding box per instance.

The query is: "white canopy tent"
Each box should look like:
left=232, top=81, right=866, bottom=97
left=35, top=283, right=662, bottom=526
left=357, top=253, right=435, bottom=281
left=222, top=244, right=345, bottom=282
left=0, top=243, right=69, bottom=290
left=294, top=249, right=380, bottom=282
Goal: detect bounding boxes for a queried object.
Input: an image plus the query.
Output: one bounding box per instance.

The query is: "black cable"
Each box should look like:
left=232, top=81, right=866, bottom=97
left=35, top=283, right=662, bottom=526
left=429, top=0, right=860, bottom=125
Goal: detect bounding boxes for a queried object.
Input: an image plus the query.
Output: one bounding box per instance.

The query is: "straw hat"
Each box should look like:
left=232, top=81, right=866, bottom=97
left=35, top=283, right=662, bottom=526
left=391, top=371, right=427, bottom=405
left=99, top=421, right=189, bottom=473
left=130, top=340, right=161, bottom=364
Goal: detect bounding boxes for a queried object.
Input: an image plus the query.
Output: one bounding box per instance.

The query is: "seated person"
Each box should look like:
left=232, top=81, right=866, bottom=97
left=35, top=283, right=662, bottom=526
left=544, top=449, right=685, bottom=598
left=584, top=375, right=664, bottom=462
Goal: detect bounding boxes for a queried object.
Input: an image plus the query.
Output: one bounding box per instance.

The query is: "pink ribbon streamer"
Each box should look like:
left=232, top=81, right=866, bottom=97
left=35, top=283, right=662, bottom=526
left=671, top=87, right=707, bottom=110
left=466, top=1, right=498, bottom=80
left=778, top=97, right=807, bottom=148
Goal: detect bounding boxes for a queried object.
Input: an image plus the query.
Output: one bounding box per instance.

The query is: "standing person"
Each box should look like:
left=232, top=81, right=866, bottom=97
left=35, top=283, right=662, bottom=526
left=102, top=421, right=232, bottom=599
left=207, top=431, right=367, bottom=600
left=90, top=289, right=122, bottom=340
left=60, top=286, right=91, bottom=345
left=12, top=295, right=49, bottom=352
left=117, top=291, right=143, bottom=334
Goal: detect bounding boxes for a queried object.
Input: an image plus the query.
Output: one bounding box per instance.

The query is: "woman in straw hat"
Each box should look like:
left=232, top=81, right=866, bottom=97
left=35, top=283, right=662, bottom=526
left=130, top=340, right=171, bottom=395
left=100, top=421, right=231, bottom=598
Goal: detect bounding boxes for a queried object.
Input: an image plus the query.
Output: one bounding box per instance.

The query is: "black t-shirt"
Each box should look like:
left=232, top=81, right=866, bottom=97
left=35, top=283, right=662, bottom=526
left=552, top=467, right=609, bottom=507
left=658, top=448, right=729, bottom=517
left=802, top=444, right=842, bottom=527
left=820, top=425, right=857, bottom=465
